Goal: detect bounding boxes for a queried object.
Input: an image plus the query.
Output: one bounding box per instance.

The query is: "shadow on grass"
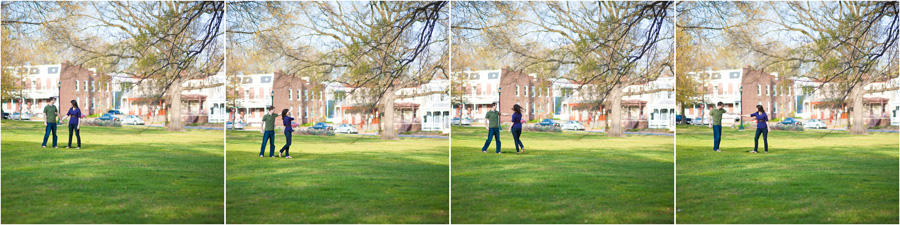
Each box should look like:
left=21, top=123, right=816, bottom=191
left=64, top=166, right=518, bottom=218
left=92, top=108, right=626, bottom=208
left=450, top=126, right=674, bottom=224
left=676, top=125, right=898, bottom=223
left=2, top=138, right=224, bottom=223
left=225, top=131, right=449, bottom=224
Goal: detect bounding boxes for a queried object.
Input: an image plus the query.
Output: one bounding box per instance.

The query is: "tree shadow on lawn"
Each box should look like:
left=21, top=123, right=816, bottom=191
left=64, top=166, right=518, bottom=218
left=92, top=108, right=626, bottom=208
left=1, top=141, right=224, bottom=224
left=226, top=147, right=449, bottom=224
left=676, top=128, right=898, bottom=223
left=451, top=144, right=674, bottom=224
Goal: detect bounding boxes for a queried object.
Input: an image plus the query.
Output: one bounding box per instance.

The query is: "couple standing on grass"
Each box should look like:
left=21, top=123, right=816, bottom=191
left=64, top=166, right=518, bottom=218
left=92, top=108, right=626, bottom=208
left=709, top=101, right=769, bottom=153
left=481, top=102, right=526, bottom=155
left=259, top=106, right=295, bottom=158
left=41, top=97, right=83, bottom=149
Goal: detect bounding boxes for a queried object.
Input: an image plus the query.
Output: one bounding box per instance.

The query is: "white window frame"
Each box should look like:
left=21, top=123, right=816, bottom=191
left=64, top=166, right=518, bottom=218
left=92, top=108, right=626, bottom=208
left=289, top=89, right=293, bottom=100
left=75, top=80, right=80, bottom=91
left=516, top=85, right=520, bottom=97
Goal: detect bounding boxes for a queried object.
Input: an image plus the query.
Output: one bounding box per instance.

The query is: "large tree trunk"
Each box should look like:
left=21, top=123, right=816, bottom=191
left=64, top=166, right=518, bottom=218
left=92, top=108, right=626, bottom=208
left=380, top=88, right=399, bottom=140
left=607, top=86, right=626, bottom=137
left=167, top=77, right=185, bottom=132
left=849, top=83, right=868, bottom=135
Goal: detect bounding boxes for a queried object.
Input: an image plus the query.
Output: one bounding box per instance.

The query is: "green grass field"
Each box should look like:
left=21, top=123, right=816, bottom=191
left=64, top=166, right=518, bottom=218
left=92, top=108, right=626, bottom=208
left=676, top=125, right=899, bottom=223
left=450, top=126, right=674, bottom=223
left=225, top=131, right=449, bottom=224
left=1, top=120, right=224, bottom=223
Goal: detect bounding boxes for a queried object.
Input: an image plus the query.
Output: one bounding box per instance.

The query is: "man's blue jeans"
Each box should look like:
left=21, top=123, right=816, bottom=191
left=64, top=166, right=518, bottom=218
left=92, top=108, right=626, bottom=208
left=712, top=125, right=722, bottom=151
left=42, top=123, right=57, bottom=147
left=482, top=127, right=501, bottom=153
left=260, top=130, right=275, bottom=156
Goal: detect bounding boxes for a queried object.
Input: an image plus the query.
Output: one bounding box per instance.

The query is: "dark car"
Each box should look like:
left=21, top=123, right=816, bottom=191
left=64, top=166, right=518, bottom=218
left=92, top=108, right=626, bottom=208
left=107, top=110, right=124, bottom=115
left=780, top=117, right=801, bottom=126
left=98, top=113, right=120, bottom=121
left=537, top=119, right=561, bottom=127
left=308, top=122, right=333, bottom=131
left=1, top=111, right=8, bottom=120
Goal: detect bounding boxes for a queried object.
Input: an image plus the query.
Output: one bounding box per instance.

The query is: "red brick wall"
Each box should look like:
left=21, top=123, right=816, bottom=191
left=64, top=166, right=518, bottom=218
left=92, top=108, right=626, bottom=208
left=273, top=71, right=325, bottom=126
left=741, top=67, right=794, bottom=119
left=59, top=62, right=111, bottom=115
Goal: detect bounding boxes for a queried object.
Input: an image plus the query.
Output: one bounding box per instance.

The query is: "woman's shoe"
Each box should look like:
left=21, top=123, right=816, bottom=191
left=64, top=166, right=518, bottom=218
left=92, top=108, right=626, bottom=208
left=259, top=155, right=264, bottom=158
left=285, top=156, right=293, bottom=159
left=750, top=151, right=758, bottom=153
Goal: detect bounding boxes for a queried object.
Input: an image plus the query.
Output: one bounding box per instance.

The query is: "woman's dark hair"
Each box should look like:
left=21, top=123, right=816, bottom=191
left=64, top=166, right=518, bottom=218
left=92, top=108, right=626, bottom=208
left=512, top=104, right=522, bottom=114
left=756, top=105, right=765, bottom=113
left=281, top=108, right=289, bottom=118
left=70, top=100, right=79, bottom=109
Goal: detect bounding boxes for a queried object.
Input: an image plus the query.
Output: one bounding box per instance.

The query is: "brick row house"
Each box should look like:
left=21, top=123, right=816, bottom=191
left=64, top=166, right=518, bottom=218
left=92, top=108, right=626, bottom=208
left=680, top=66, right=898, bottom=128
left=3, top=62, right=113, bottom=118
left=452, top=67, right=676, bottom=130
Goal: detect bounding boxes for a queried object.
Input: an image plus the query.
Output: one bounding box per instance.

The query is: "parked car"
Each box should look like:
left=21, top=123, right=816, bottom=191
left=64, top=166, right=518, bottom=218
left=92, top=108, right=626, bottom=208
left=291, top=121, right=299, bottom=128
left=308, top=122, right=334, bottom=131
left=97, top=113, right=120, bottom=121
left=562, top=121, right=585, bottom=130
left=692, top=117, right=708, bottom=125
left=107, top=110, right=125, bottom=115
left=2, top=111, right=8, bottom=119
left=335, top=124, right=358, bottom=134
left=452, top=117, right=473, bottom=126
left=804, top=119, right=827, bottom=129
left=226, top=121, right=245, bottom=130
left=122, top=115, right=145, bottom=125
left=10, top=112, right=31, bottom=120
left=537, top=119, right=561, bottom=127
left=780, top=117, right=802, bottom=126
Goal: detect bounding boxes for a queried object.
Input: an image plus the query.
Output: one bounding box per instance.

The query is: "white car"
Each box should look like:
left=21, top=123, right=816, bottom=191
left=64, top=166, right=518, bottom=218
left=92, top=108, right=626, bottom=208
left=804, top=119, right=827, bottom=129
left=335, top=124, right=358, bottom=134
left=562, top=121, right=585, bottom=130
left=123, top=115, right=145, bottom=125
left=10, top=112, right=31, bottom=120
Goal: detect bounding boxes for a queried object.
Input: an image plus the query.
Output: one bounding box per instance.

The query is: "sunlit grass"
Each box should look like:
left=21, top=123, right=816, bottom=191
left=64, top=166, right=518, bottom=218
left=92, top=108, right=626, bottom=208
left=451, top=126, right=674, bottom=223
left=1, top=120, right=224, bottom=224
left=676, top=125, right=899, bottom=223
left=225, top=130, right=449, bottom=224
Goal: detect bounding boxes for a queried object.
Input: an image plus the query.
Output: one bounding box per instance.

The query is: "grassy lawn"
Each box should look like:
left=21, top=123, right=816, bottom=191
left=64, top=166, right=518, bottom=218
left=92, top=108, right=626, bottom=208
left=676, top=125, right=899, bottom=223
left=1, top=120, right=224, bottom=223
left=451, top=126, right=674, bottom=224
left=225, top=131, right=449, bottom=224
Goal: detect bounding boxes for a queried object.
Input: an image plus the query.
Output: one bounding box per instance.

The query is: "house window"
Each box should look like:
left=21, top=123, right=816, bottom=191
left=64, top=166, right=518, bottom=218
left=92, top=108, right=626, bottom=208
left=766, top=85, right=770, bottom=96
left=76, top=81, right=80, bottom=91
left=524, top=86, right=528, bottom=97
left=516, top=85, right=520, bottom=97
left=84, top=80, right=88, bottom=91
left=289, top=89, right=293, bottom=100
left=531, top=85, right=535, bottom=97
left=757, top=85, right=761, bottom=96
left=305, top=90, right=309, bottom=101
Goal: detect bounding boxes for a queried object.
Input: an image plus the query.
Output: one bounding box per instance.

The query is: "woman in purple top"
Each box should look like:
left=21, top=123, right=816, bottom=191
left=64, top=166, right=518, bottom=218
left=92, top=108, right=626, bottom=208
left=509, top=104, right=525, bottom=154
left=278, top=108, right=294, bottom=158
left=61, top=100, right=82, bottom=149
left=746, top=105, right=768, bottom=153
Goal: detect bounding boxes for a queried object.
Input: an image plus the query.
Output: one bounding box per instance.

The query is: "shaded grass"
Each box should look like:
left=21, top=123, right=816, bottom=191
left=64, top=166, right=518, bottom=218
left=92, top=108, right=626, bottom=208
left=676, top=125, right=899, bottom=223
left=225, top=131, right=449, bottom=224
left=1, top=120, right=224, bottom=224
left=451, top=126, right=674, bottom=224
